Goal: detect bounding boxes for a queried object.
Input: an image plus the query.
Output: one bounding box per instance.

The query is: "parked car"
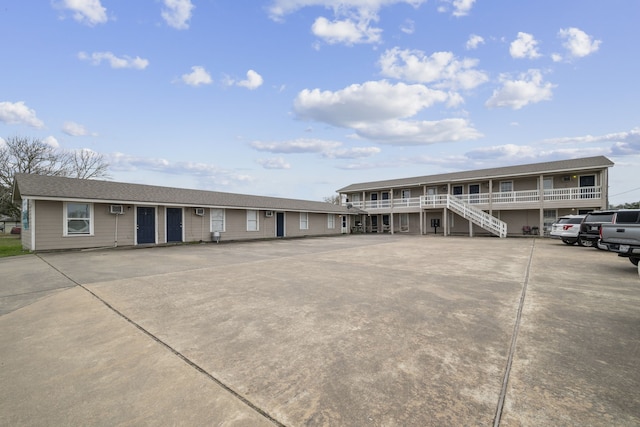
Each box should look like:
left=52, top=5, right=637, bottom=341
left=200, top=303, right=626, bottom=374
left=599, top=209, right=640, bottom=268
left=577, top=210, right=616, bottom=248
left=549, top=214, right=586, bottom=245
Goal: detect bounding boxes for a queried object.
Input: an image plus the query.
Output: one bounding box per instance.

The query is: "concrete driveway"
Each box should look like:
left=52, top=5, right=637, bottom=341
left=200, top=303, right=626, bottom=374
left=1, top=235, right=638, bottom=426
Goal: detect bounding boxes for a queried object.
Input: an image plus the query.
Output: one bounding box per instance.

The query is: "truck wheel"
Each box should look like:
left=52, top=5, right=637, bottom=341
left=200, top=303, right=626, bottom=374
left=630, top=258, right=639, bottom=266
left=562, top=239, right=575, bottom=245
left=577, top=237, right=594, bottom=247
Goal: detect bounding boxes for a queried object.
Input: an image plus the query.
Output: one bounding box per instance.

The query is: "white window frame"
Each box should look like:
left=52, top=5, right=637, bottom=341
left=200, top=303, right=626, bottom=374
left=327, top=214, right=335, bottom=229
left=246, top=210, right=259, bottom=231
left=210, top=208, right=225, bottom=232
left=499, top=181, right=513, bottom=192
left=543, top=177, right=554, bottom=190
left=64, top=202, right=94, bottom=236
left=300, top=212, right=309, bottom=230
left=401, top=189, right=411, bottom=200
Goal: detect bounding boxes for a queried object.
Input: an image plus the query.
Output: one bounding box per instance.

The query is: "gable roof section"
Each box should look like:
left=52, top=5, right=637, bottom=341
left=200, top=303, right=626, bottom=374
left=13, top=173, right=355, bottom=214
left=337, top=156, right=614, bottom=193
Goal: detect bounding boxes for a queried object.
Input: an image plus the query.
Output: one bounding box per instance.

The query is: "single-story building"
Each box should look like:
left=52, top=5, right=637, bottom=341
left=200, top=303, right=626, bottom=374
left=12, top=173, right=360, bottom=251
left=337, top=156, right=614, bottom=238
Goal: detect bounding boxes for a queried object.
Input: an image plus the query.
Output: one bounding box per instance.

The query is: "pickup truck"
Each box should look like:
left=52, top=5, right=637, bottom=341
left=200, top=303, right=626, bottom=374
left=599, top=209, right=640, bottom=269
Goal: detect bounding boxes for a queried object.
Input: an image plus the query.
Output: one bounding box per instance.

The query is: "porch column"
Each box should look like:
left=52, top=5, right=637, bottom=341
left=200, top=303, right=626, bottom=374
left=601, top=169, right=609, bottom=209
left=539, top=174, right=545, bottom=233
left=488, top=179, right=493, bottom=215
left=419, top=209, right=424, bottom=235
left=443, top=207, right=448, bottom=236
left=469, top=218, right=474, bottom=237
left=390, top=212, right=394, bottom=235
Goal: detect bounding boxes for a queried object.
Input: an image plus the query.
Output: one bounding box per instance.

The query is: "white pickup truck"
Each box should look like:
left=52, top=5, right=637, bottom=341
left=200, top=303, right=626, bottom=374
left=600, top=209, right=640, bottom=272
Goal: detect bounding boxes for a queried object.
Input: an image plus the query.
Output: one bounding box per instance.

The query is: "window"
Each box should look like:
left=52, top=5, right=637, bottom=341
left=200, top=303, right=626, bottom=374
left=211, top=209, right=225, bottom=232
left=300, top=212, right=309, bottom=230
left=543, top=177, right=554, bottom=190
left=247, top=210, right=258, bottom=231
left=499, top=181, right=513, bottom=192
left=453, top=185, right=463, bottom=195
left=401, top=189, right=411, bottom=199
left=327, top=214, right=335, bottom=229
left=65, top=202, right=93, bottom=236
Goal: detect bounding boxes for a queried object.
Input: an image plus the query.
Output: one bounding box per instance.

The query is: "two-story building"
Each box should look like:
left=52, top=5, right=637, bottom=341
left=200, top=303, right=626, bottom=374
left=337, top=156, right=614, bottom=238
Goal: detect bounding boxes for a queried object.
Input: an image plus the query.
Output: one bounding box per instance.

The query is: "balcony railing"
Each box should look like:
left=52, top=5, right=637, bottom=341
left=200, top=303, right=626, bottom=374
left=346, top=186, right=602, bottom=210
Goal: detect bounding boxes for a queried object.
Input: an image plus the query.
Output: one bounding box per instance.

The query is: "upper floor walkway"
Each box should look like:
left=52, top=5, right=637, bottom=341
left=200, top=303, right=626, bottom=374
left=346, top=186, right=604, bottom=212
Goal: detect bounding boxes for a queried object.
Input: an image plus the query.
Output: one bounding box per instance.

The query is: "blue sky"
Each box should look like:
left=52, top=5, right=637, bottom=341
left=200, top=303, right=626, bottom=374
left=1, top=0, right=639, bottom=204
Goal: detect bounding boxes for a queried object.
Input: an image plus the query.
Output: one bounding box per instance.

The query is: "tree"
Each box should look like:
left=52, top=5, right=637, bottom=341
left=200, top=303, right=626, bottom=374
left=70, top=148, right=111, bottom=180
left=323, top=194, right=342, bottom=205
left=0, top=136, right=110, bottom=217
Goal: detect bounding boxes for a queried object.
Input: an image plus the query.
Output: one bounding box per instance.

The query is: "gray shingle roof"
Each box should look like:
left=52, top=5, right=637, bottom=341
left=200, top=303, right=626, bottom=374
left=14, top=173, right=356, bottom=214
left=337, top=156, right=614, bottom=193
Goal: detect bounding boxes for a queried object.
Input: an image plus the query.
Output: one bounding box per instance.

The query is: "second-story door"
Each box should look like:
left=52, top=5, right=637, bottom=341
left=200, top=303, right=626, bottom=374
left=469, top=184, right=480, bottom=203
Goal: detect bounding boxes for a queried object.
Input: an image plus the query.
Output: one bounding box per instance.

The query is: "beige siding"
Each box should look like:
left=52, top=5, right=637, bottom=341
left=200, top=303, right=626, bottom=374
left=32, top=201, right=136, bottom=251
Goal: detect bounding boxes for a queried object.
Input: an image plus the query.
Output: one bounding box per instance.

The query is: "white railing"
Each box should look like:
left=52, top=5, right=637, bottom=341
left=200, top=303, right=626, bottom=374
left=346, top=186, right=602, bottom=210
left=446, top=195, right=508, bottom=238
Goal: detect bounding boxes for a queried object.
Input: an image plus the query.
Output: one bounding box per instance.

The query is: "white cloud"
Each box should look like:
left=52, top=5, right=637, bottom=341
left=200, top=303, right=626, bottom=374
left=237, top=70, right=264, bottom=90
left=466, top=144, right=538, bottom=160
left=180, top=66, right=212, bottom=86
left=558, top=27, right=601, bottom=58
left=257, top=157, right=291, bottom=169
left=268, top=0, right=425, bottom=45
left=43, top=136, right=60, bottom=148
left=543, top=128, right=640, bottom=155
left=268, top=0, right=426, bottom=20
left=354, top=118, right=482, bottom=145
left=251, top=138, right=342, bottom=154
left=294, top=80, right=481, bottom=144
left=311, top=16, right=382, bottom=45
left=78, top=51, right=149, bottom=69
left=379, top=48, right=488, bottom=90
left=436, top=0, right=476, bottom=17
left=62, top=121, right=96, bottom=136
left=452, top=0, right=476, bottom=16
left=325, top=146, right=382, bottom=159
left=0, top=101, right=45, bottom=128
left=400, top=19, right=415, bottom=34
left=509, top=32, right=541, bottom=59
left=55, top=0, right=108, bottom=26
left=465, top=34, right=484, bottom=50
left=108, top=152, right=254, bottom=187
left=295, top=80, right=450, bottom=127
left=161, top=0, right=194, bottom=30
left=485, top=69, right=555, bottom=110
left=250, top=138, right=381, bottom=158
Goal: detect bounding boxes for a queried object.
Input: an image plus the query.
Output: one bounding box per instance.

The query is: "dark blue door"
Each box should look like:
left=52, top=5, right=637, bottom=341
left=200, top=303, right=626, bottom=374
left=276, top=212, right=285, bottom=237
left=137, top=207, right=155, bottom=244
left=166, top=208, right=182, bottom=242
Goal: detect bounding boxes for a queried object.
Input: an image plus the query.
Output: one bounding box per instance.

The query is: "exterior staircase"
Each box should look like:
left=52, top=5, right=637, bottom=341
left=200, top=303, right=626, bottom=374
left=446, top=195, right=508, bottom=238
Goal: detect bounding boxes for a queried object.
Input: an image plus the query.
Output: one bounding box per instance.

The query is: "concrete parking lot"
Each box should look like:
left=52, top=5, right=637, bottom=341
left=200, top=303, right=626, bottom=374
left=1, top=235, right=638, bottom=426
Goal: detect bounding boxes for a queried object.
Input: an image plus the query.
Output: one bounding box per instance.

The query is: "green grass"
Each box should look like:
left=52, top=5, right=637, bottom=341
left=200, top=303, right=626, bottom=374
left=0, top=235, right=30, bottom=257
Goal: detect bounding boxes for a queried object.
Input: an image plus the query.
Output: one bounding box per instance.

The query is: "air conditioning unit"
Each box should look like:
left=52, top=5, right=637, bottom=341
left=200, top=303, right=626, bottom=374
left=194, top=208, right=205, bottom=216
left=265, top=210, right=274, bottom=217
left=109, top=205, right=124, bottom=215
left=562, top=176, right=571, bottom=182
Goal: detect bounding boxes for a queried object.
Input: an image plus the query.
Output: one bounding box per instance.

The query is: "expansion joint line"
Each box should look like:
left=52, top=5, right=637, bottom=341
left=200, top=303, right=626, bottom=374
left=493, top=239, right=535, bottom=427
left=35, top=255, right=286, bottom=427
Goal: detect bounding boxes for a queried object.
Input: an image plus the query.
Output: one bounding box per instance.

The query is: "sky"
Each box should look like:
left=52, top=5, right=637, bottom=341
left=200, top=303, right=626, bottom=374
left=1, top=0, right=639, bottom=205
